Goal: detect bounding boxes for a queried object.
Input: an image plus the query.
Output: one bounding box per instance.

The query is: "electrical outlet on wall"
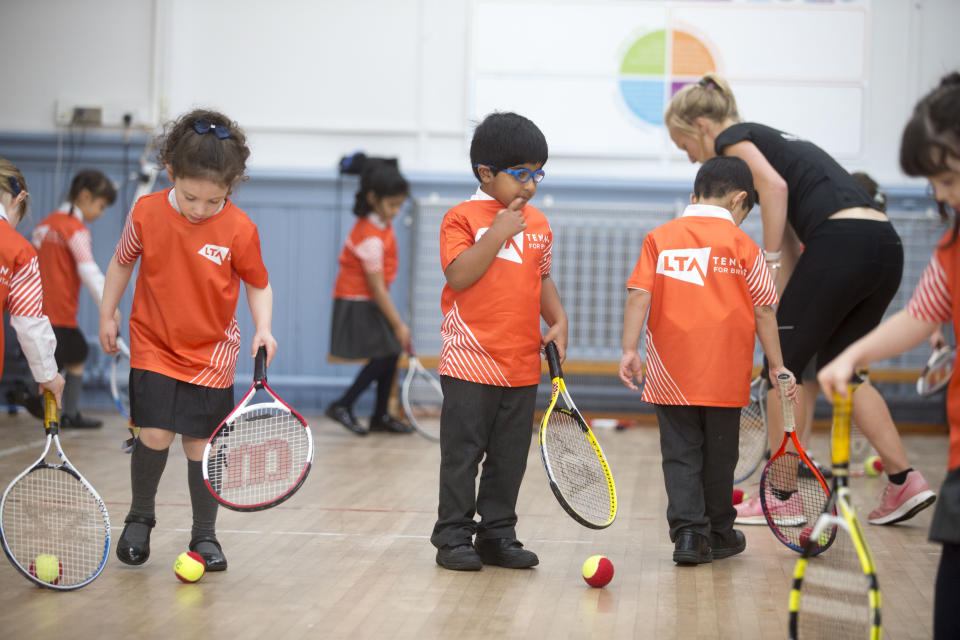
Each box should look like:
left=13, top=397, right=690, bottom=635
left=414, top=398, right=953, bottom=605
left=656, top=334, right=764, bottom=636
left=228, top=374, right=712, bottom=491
left=54, top=100, right=151, bottom=129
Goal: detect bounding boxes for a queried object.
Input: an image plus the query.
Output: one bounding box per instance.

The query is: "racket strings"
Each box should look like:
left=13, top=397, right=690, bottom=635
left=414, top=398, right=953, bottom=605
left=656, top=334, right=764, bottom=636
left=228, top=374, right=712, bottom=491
left=762, top=453, right=833, bottom=549
left=544, top=410, right=613, bottom=525
left=1, top=468, right=108, bottom=586
left=207, top=407, right=310, bottom=507
left=796, top=525, right=873, bottom=637
left=405, top=372, right=443, bottom=440
left=735, top=399, right=766, bottom=483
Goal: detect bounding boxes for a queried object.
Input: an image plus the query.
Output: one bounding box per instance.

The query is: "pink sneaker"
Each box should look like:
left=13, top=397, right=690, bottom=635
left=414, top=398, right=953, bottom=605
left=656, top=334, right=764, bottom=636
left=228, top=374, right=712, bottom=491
left=734, top=493, right=766, bottom=525
left=868, top=470, right=937, bottom=525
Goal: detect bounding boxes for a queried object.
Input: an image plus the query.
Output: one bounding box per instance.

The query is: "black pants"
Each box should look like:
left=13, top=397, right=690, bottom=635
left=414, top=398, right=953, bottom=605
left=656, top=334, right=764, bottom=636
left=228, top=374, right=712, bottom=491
left=430, top=376, right=537, bottom=549
left=935, top=543, right=960, bottom=639
left=335, top=355, right=398, bottom=418
left=655, top=404, right=740, bottom=542
left=764, top=219, right=902, bottom=379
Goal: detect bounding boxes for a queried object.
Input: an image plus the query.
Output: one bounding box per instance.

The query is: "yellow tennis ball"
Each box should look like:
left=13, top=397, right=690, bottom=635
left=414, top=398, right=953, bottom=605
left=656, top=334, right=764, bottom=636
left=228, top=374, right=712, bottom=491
left=174, top=551, right=205, bottom=583
left=864, top=455, right=884, bottom=477
left=582, top=555, right=614, bottom=588
left=30, top=554, right=62, bottom=584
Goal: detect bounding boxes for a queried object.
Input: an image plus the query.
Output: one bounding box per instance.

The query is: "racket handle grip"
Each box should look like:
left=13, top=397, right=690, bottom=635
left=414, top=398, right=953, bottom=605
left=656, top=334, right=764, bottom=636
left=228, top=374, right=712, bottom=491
left=545, top=341, right=562, bottom=379
left=777, top=373, right=796, bottom=432
left=255, top=346, right=267, bottom=385
left=43, top=390, right=59, bottom=435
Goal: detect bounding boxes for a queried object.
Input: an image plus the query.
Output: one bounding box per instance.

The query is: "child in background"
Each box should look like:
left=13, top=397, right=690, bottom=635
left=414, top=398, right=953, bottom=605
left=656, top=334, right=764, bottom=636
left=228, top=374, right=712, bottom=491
left=619, top=156, right=797, bottom=564
left=32, top=169, right=117, bottom=428
left=431, top=112, right=568, bottom=571
left=0, top=158, right=65, bottom=406
left=819, top=72, right=960, bottom=639
left=99, top=109, right=276, bottom=573
left=325, top=159, right=413, bottom=436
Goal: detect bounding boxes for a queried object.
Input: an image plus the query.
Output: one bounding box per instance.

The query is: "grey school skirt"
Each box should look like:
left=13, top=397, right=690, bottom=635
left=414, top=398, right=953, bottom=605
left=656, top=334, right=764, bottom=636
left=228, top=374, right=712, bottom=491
left=329, top=298, right=402, bottom=360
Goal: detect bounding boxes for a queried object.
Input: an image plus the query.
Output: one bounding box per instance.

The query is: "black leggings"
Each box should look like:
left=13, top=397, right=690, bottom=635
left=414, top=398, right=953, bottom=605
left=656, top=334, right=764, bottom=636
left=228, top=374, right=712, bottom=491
left=935, top=543, right=960, bottom=639
left=336, top=355, right=399, bottom=417
left=764, top=219, right=902, bottom=379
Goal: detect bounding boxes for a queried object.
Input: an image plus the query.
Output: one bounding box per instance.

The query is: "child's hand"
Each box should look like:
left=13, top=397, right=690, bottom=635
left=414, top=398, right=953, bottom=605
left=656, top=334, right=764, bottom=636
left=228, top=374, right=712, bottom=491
left=929, top=324, right=947, bottom=350
left=619, top=352, right=644, bottom=391
left=38, top=373, right=65, bottom=408
left=817, top=356, right=856, bottom=402
left=99, top=314, right=119, bottom=354
left=542, top=326, right=567, bottom=363
left=490, top=197, right=527, bottom=241
left=769, top=367, right=799, bottom=405
left=252, top=331, right=278, bottom=367
left=394, top=322, right=412, bottom=352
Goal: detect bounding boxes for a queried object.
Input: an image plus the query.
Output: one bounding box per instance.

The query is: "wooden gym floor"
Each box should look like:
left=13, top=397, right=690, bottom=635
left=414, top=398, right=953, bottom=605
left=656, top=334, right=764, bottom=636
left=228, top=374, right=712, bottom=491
left=0, top=408, right=946, bottom=639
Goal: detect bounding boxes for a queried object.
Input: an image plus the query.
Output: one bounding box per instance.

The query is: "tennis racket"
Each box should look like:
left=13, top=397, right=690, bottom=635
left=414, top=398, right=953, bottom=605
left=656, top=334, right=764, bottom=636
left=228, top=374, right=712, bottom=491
left=0, top=391, right=110, bottom=590
left=202, top=347, right=314, bottom=512
left=735, top=376, right=769, bottom=484
left=539, top=342, right=617, bottom=529
left=400, top=346, right=442, bottom=442
left=111, top=337, right=140, bottom=454
left=759, top=374, right=832, bottom=553
left=789, top=385, right=881, bottom=639
left=916, top=345, right=955, bottom=397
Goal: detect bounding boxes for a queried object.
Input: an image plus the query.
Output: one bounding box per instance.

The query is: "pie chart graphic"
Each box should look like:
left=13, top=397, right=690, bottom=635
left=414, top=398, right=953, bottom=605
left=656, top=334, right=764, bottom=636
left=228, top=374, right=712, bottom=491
left=619, top=29, right=718, bottom=126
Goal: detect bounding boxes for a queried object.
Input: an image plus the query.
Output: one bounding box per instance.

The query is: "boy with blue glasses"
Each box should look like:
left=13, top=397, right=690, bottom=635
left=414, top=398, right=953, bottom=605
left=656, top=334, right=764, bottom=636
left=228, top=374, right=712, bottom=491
left=431, top=112, right=568, bottom=571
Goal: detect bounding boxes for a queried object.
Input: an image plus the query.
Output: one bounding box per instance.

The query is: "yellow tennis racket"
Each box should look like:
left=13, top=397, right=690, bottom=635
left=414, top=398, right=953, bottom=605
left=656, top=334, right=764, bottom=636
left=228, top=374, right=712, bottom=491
left=789, top=384, right=881, bottom=639
left=538, top=342, right=617, bottom=529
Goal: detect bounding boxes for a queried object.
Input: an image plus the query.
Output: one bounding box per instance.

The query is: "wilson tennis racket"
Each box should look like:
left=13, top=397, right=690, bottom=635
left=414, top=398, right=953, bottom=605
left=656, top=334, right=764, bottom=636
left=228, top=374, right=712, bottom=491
left=917, top=345, right=955, bottom=397
left=111, top=337, right=140, bottom=454
left=735, top=376, right=769, bottom=484
left=539, top=342, right=617, bottom=529
left=0, top=391, right=110, bottom=590
left=789, top=386, right=881, bottom=639
left=759, top=374, right=833, bottom=553
left=203, top=347, right=313, bottom=512
left=400, top=346, right=442, bottom=442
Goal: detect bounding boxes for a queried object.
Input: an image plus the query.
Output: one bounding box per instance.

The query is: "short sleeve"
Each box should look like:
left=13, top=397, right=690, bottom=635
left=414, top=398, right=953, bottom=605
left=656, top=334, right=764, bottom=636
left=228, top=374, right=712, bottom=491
left=626, top=234, right=657, bottom=292
left=115, top=210, right=142, bottom=264
left=745, top=249, right=778, bottom=306
left=439, top=209, right=475, bottom=271
left=714, top=123, right=753, bottom=157
left=539, top=225, right=553, bottom=276
left=353, top=236, right=385, bottom=273
left=68, top=228, right=95, bottom=265
left=231, top=223, right=269, bottom=288
left=906, top=253, right=952, bottom=323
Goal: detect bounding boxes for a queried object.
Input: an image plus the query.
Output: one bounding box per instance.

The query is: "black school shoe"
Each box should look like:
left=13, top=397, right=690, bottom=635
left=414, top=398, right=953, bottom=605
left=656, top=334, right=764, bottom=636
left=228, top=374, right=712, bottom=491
left=190, top=536, right=228, bottom=572
left=474, top=538, right=539, bottom=568
left=711, top=529, right=746, bottom=559
left=436, top=544, right=483, bottom=571
left=116, top=514, right=156, bottom=565
left=369, top=414, right=414, bottom=433
left=673, top=530, right=712, bottom=565
left=325, top=404, right=367, bottom=436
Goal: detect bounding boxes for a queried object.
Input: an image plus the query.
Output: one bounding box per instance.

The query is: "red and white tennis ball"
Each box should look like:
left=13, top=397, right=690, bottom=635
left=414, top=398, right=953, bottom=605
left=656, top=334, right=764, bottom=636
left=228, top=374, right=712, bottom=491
left=732, top=489, right=749, bottom=505
left=864, top=455, right=884, bottom=477
left=29, top=554, right=62, bottom=584
left=582, top=555, right=614, bottom=588
left=174, top=551, right=206, bottom=583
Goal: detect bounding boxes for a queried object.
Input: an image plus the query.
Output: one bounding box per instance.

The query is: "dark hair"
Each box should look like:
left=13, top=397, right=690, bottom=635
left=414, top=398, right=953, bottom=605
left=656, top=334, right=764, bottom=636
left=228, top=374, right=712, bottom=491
left=693, top=156, right=757, bottom=211
left=68, top=169, right=117, bottom=207
left=353, top=160, right=409, bottom=217
left=850, top=171, right=887, bottom=213
left=156, top=108, right=250, bottom=187
left=469, top=112, right=548, bottom=181
left=900, top=72, right=960, bottom=244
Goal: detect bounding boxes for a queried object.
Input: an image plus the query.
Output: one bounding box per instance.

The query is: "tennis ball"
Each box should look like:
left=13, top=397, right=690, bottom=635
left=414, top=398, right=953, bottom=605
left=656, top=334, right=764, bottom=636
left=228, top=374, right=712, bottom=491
left=864, top=455, right=883, bottom=477
left=582, top=555, right=614, bottom=588
left=732, top=489, right=749, bottom=505
left=174, top=551, right=206, bottom=583
left=799, top=527, right=830, bottom=549
left=29, top=554, right=62, bottom=584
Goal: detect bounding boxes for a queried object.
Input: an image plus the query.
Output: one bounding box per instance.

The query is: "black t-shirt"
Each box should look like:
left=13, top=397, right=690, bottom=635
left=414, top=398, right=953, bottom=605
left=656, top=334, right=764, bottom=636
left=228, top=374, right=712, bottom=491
left=714, top=122, right=879, bottom=243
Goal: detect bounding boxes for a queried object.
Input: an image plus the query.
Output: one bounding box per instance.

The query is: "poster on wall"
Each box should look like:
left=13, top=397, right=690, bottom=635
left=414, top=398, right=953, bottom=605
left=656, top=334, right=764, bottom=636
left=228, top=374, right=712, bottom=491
left=471, top=0, right=869, bottom=160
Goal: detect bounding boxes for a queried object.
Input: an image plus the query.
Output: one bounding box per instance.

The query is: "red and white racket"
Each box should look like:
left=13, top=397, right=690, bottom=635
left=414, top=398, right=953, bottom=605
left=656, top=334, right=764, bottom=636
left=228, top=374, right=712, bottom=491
left=202, top=347, right=313, bottom=511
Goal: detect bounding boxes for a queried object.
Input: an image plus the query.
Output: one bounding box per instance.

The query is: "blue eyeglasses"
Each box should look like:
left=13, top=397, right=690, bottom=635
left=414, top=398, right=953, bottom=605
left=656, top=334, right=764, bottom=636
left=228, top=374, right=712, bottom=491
left=193, top=119, right=231, bottom=139
left=476, top=164, right=546, bottom=184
